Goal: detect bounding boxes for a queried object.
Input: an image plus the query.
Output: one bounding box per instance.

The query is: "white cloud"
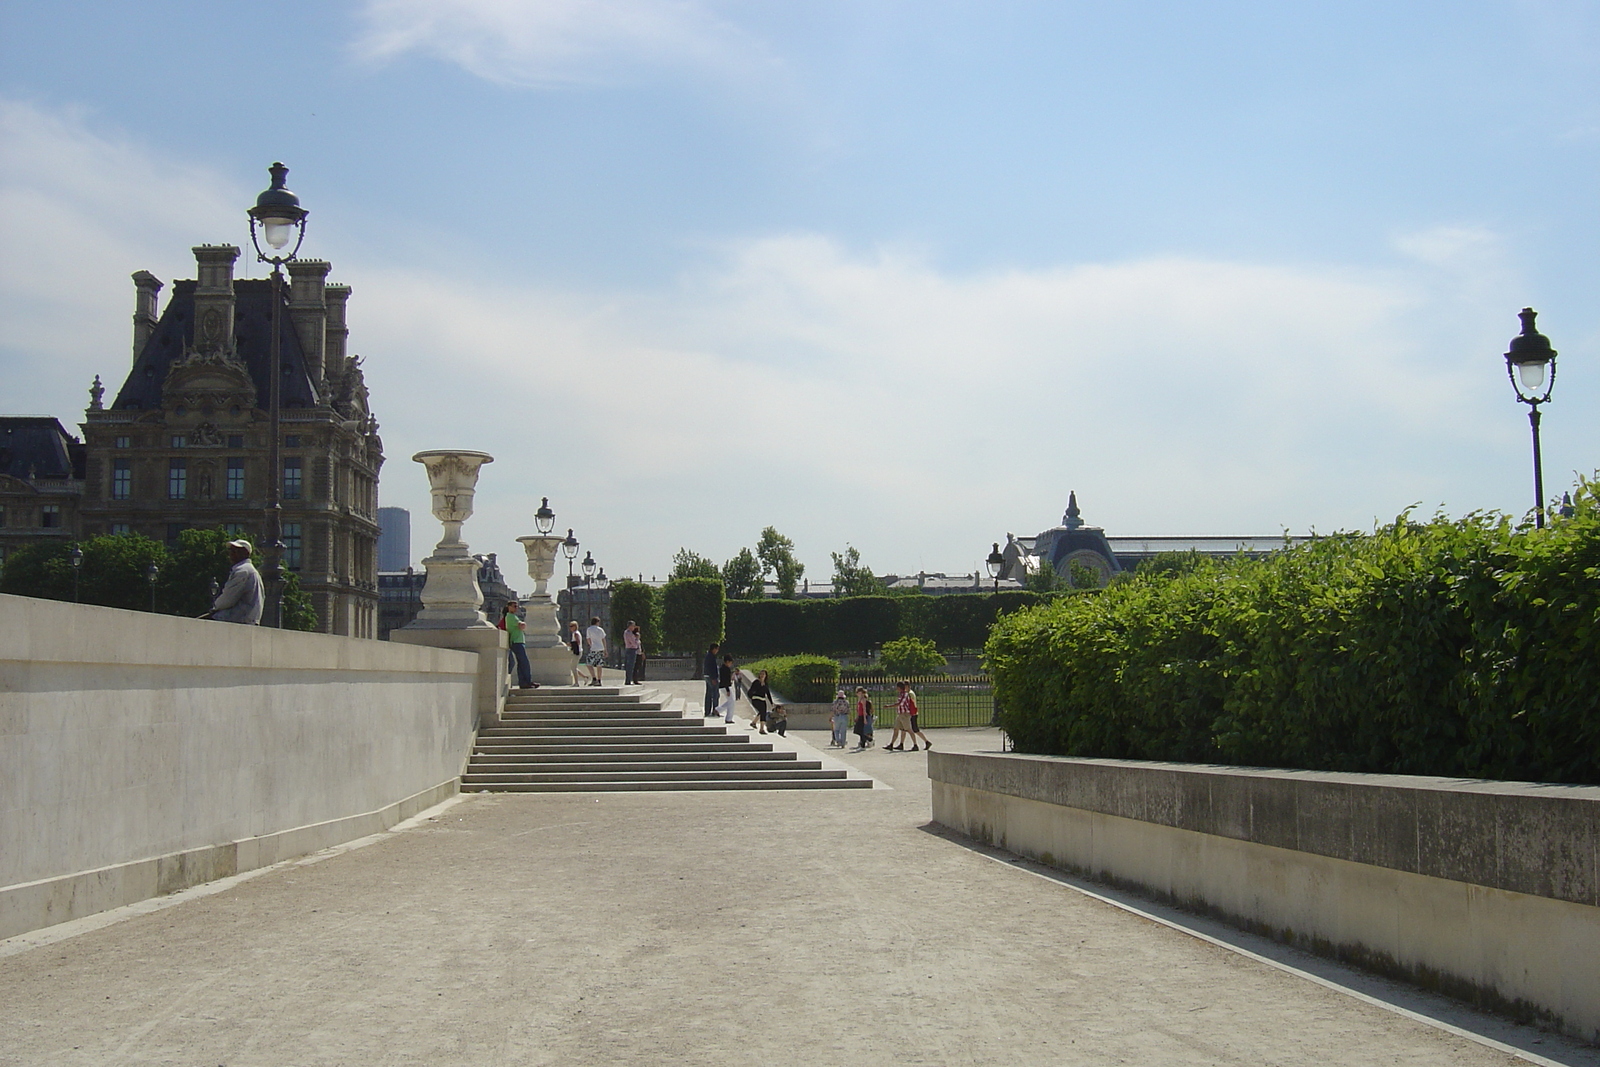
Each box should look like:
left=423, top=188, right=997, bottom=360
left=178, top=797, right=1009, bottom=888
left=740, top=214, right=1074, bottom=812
left=352, top=0, right=778, bottom=87
left=0, top=97, right=1548, bottom=587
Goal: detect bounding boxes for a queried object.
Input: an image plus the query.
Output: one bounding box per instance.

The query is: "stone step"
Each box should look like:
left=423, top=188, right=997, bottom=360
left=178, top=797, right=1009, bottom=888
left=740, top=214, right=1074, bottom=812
left=470, top=749, right=797, bottom=764
left=502, top=705, right=674, bottom=715
left=478, top=725, right=730, bottom=738
left=469, top=757, right=819, bottom=773
left=472, top=742, right=775, bottom=756
left=462, top=765, right=843, bottom=784
left=461, top=778, right=872, bottom=793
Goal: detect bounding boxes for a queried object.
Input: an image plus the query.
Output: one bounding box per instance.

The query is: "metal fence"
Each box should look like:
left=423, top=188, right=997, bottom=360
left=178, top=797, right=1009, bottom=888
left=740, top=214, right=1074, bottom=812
left=836, top=674, right=995, bottom=729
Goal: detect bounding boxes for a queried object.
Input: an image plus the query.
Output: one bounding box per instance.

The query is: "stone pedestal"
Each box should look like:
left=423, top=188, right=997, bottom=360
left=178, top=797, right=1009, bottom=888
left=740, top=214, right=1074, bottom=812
left=396, top=449, right=503, bottom=721
left=517, top=532, right=579, bottom=685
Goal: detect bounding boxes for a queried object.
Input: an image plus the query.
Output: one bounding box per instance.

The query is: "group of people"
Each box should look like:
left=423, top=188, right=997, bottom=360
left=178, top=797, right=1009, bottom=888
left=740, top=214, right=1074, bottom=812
left=494, top=605, right=649, bottom=689
left=698, top=645, right=787, bottom=734
left=828, top=681, right=931, bottom=752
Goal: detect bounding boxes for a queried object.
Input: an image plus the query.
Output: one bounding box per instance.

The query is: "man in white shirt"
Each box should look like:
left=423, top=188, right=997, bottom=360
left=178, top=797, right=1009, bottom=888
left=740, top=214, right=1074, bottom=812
left=205, top=539, right=264, bottom=625
left=583, top=616, right=608, bottom=687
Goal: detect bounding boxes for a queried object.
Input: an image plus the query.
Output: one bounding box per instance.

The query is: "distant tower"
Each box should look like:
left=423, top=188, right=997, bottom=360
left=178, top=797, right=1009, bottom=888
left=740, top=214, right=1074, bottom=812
left=377, top=506, right=411, bottom=572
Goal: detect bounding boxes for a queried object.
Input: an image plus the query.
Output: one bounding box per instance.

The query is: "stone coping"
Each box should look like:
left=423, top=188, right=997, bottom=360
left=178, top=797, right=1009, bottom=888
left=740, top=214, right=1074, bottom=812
left=929, top=752, right=1600, bottom=907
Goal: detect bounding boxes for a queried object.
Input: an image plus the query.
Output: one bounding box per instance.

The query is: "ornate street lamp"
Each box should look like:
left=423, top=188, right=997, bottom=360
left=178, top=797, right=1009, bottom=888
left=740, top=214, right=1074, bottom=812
left=146, top=560, right=160, bottom=613
left=986, top=542, right=1005, bottom=593
left=1503, top=308, right=1558, bottom=528
left=535, top=497, right=556, bottom=535
left=247, top=162, right=309, bottom=626
left=561, top=529, right=579, bottom=625
left=70, top=544, right=83, bottom=603
left=581, top=550, right=596, bottom=582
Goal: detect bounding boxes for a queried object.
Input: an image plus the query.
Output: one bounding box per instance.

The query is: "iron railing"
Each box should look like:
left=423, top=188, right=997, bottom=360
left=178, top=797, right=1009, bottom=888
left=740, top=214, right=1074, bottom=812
left=836, top=673, right=994, bottom=728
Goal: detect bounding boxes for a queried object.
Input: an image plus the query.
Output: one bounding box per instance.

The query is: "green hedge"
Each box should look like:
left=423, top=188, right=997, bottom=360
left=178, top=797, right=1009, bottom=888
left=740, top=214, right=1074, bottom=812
left=987, top=480, right=1600, bottom=785
left=745, top=655, right=841, bottom=703
left=723, top=590, right=1061, bottom=657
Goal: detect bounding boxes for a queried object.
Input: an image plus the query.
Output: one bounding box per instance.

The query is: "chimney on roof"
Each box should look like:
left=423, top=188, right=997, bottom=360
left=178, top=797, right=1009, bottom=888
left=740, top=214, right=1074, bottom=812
left=191, top=245, right=240, bottom=355
left=324, top=283, right=351, bottom=390
left=131, top=270, right=163, bottom=359
left=288, top=259, right=331, bottom=392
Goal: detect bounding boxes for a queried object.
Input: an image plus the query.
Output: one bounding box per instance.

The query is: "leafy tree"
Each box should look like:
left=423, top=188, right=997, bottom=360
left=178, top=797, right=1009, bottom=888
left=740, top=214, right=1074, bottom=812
left=1027, top=559, right=1068, bottom=592
left=721, top=547, right=763, bottom=600
left=756, top=526, right=805, bottom=599
left=830, top=544, right=886, bottom=597
left=0, top=527, right=315, bottom=628
left=670, top=548, right=721, bottom=581
left=662, top=577, right=725, bottom=660
left=609, top=579, right=661, bottom=654
left=880, top=636, right=947, bottom=676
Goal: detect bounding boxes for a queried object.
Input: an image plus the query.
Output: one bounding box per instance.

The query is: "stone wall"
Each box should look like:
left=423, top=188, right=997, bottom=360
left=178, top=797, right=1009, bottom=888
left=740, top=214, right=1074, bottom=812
left=1, top=594, right=482, bottom=939
left=930, top=752, right=1600, bottom=1044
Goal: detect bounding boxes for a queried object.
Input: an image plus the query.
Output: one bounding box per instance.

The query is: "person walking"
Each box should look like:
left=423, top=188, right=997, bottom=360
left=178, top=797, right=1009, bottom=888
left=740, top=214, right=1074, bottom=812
left=204, top=539, right=264, bottom=625
left=747, top=669, right=772, bottom=734
left=884, top=680, right=913, bottom=751
left=566, top=620, right=584, bottom=686
left=829, top=688, right=850, bottom=749
left=703, top=643, right=721, bottom=717
left=584, top=616, right=608, bottom=686
left=851, top=687, right=874, bottom=751
left=900, top=680, right=931, bottom=751
left=623, top=620, right=641, bottom=685
left=717, top=653, right=738, bottom=723
left=500, top=600, right=536, bottom=689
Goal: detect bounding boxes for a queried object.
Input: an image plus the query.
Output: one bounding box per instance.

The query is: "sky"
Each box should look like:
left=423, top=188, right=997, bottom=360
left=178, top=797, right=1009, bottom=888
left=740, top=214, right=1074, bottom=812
left=1, top=0, right=1597, bottom=585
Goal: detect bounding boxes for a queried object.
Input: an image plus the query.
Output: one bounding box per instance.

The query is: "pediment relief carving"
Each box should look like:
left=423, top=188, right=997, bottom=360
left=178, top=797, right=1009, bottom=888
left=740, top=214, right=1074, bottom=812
left=162, top=357, right=257, bottom=411
left=0, top=474, right=39, bottom=495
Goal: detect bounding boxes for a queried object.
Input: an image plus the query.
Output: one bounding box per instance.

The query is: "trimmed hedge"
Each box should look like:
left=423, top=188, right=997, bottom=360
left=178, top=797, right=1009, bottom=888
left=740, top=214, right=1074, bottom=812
left=987, top=480, right=1600, bottom=785
left=662, top=577, right=724, bottom=656
left=745, top=654, right=841, bottom=703
left=723, top=590, right=1061, bottom=657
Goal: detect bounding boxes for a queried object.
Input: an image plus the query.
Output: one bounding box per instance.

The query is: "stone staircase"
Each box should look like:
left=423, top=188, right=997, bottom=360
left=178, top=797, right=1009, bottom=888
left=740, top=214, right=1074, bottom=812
left=461, top=686, right=871, bottom=793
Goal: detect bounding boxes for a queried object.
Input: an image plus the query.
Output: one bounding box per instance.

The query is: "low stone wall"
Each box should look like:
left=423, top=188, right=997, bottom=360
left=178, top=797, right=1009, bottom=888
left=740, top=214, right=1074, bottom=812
left=930, top=752, right=1600, bottom=1044
left=1, top=594, right=482, bottom=939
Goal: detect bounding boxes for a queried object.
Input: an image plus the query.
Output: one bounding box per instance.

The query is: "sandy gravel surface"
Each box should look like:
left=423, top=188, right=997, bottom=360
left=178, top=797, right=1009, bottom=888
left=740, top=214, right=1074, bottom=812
left=0, top=684, right=1567, bottom=1066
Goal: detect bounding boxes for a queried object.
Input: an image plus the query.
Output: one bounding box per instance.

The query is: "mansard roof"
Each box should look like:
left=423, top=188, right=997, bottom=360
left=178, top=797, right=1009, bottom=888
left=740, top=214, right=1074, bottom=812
left=111, top=278, right=318, bottom=412
left=0, top=416, right=86, bottom=480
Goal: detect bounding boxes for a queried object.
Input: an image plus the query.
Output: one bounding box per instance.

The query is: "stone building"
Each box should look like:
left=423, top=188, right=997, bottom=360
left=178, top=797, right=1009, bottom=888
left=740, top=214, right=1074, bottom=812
left=0, top=417, right=86, bottom=567
left=76, top=245, right=384, bottom=636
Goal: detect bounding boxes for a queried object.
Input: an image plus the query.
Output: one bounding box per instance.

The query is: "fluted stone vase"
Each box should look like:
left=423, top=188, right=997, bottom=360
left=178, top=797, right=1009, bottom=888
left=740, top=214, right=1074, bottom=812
left=405, top=449, right=495, bottom=630
left=516, top=533, right=579, bottom=683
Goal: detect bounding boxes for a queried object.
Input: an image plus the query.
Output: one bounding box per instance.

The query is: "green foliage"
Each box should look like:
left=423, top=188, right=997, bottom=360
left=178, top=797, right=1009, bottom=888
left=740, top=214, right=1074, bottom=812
left=880, top=636, right=947, bottom=676
left=744, top=654, right=841, bottom=703
left=1027, top=561, right=1068, bottom=592
left=721, top=547, right=763, bottom=600
left=987, top=478, right=1600, bottom=785
left=831, top=544, right=886, bottom=597
left=609, top=580, right=662, bottom=654
left=1135, top=549, right=1209, bottom=579
left=756, top=526, right=805, bottom=599
left=670, top=548, right=721, bottom=581
left=661, top=577, right=725, bottom=654
left=724, top=589, right=1060, bottom=656
left=0, top=527, right=316, bottom=628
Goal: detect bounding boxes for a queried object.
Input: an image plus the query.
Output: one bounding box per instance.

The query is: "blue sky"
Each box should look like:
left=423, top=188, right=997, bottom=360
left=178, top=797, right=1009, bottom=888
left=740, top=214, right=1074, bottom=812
left=2, top=0, right=1596, bottom=583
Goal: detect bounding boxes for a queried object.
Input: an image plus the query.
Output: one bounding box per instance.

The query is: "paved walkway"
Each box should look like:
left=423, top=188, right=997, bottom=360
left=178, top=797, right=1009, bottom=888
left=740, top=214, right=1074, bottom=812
left=1, top=681, right=1590, bottom=1066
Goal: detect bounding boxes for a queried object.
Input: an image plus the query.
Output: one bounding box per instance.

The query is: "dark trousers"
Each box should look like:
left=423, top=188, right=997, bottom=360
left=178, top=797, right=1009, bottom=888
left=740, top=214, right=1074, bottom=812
left=624, top=648, right=638, bottom=684
left=508, top=643, right=532, bottom=688
left=705, top=677, right=719, bottom=714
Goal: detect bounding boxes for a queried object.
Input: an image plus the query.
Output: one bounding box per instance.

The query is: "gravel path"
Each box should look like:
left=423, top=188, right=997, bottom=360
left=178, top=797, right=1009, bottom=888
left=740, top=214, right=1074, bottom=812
left=0, top=682, right=1575, bottom=1066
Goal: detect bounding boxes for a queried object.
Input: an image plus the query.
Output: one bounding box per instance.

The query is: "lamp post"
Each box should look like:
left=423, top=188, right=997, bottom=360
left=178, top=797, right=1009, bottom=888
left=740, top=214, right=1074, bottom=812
left=581, top=550, right=596, bottom=626
left=70, top=544, right=83, bottom=603
left=986, top=542, right=1005, bottom=593
left=535, top=497, right=556, bottom=535
left=562, top=528, right=578, bottom=625
left=146, top=560, right=160, bottom=613
left=1503, top=308, right=1558, bottom=529
left=246, top=162, right=309, bottom=627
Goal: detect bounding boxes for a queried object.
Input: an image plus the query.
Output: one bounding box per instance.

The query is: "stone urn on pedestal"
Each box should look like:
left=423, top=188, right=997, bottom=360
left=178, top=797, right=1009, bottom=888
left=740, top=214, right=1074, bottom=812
left=391, top=449, right=506, bottom=724
left=515, top=497, right=581, bottom=684
left=406, top=450, right=495, bottom=629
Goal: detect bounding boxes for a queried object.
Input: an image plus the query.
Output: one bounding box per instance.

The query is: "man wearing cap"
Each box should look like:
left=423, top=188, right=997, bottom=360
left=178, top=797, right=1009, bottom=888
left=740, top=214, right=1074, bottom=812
left=205, top=539, right=264, bottom=625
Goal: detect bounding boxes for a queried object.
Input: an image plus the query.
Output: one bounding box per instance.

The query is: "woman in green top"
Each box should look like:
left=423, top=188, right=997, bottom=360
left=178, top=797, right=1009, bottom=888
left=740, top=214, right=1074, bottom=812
left=500, top=601, right=536, bottom=689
